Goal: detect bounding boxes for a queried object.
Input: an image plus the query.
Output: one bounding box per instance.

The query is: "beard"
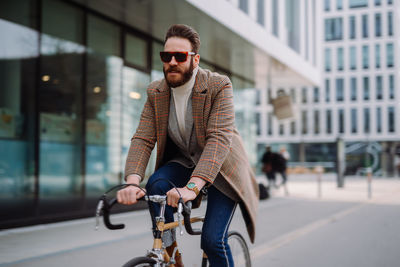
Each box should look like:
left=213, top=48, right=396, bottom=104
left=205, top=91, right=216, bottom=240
left=163, top=59, right=194, bottom=88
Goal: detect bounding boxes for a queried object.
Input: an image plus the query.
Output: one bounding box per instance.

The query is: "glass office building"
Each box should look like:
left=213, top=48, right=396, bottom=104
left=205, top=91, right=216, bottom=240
left=0, top=0, right=320, bottom=228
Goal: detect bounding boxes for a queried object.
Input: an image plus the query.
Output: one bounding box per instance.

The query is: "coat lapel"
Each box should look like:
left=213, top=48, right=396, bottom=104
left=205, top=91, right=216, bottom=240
left=154, top=80, right=170, bottom=169
left=192, top=69, right=207, bottom=148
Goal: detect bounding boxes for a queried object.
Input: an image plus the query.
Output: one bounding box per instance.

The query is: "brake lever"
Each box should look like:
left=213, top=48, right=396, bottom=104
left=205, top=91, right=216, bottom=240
left=177, top=200, right=184, bottom=236
left=95, top=198, right=105, bottom=230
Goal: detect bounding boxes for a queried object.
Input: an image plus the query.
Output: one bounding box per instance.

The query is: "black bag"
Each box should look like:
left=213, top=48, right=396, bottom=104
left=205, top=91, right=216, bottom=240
left=258, top=183, right=269, bottom=200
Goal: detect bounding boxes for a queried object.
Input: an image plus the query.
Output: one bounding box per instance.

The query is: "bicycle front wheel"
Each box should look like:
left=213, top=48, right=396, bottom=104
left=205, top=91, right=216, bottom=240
left=122, top=256, right=157, bottom=267
left=228, top=231, right=251, bottom=267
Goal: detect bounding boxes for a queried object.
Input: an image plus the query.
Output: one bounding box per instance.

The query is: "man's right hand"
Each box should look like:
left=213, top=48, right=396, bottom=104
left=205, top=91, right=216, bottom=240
left=117, top=174, right=146, bottom=205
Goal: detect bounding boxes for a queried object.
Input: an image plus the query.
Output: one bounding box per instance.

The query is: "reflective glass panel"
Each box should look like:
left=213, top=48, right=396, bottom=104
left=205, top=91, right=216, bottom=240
left=0, top=0, right=38, bottom=221
left=121, top=66, right=153, bottom=180
left=39, top=0, right=84, bottom=212
left=125, top=34, right=148, bottom=69
left=85, top=14, right=122, bottom=198
left=232, top=75, right=257, bottom=166
left=151, top=41, right=164, bottom=81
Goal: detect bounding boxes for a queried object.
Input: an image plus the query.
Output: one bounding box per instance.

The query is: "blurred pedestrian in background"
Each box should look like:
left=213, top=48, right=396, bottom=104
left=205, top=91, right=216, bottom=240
left=261, top=146, right=276, bottom=188
left=261, top=146, right=289, bottom=195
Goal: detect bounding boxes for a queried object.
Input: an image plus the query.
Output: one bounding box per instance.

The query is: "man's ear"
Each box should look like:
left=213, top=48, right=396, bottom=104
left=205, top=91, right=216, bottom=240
left=194, top=54, right=200, bottom=67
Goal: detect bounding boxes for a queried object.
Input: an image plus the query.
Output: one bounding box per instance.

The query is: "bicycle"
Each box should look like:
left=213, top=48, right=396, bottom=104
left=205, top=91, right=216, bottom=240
left=95, top=182, right=251, bottom=267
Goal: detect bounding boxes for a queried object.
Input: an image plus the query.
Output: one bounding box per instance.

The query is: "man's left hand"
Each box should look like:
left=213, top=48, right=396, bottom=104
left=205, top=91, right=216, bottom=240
left=166, top=187, right=197, bottom=208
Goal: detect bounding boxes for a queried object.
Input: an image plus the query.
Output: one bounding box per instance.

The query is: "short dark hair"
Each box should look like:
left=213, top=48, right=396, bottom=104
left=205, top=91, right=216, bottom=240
left=165, top=24, right=201, bottom=53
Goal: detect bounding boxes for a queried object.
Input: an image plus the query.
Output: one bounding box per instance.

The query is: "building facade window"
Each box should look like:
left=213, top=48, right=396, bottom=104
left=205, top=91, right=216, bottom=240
left=386, top=43, right=394, bottom=67
left=377, top=107, right=382, bottom=133
left=375, top=0, right=381, bottom=5
left=375, top=13, right=381, bottom=37
left=349, top=16, right=356, bottom=39
left=279, top=124, right=284, bottom=135
left=338, top=109, right=345, bottom=133
left=313, top=87, right=320, bottom=102
left=39, top=0, right=85, bottom=207
left=362, top=14, right=369, bottom=38
left=389, top=75, right=395, bottom=99
left=388, top=0, right=393, bottom=5
left=302, top=110, right=308, bottom=134
left=267, top=112, right=273, bottom=135
left=0, top=0, right=38, bottom=219
left=86, top=14, right=124, bottom=198
left=337, top=0, right=343, bottom=10
left=255, top=89, right=261, bottom=105
left=326, top=110, right=332, bottom=134
left=363, top=77, right=370, bottom=100
left=364, top=108, right=370, bottom=133
left=388, top=12, right=393, bottom=36
left=257, top=0, right=265, bottom=26
left=290, top=121, right=296, bottom=135
left=349, top=0, right=368, bottom=8
left=325, top=48, right=332, bottom=71
left=351, top=108, right=358, bottom=133
left=314, top=110, right=320, bottom=134
left=350, top=77, right=357, bottom=101
left=376, top=76, right=383, bottom=100
left=125, top=34, right=149, bottom=69
left=375, top=44, right=381, bottom=68
left=325, top=79, right=331, bottom=102
left=324, top=0, right=330, bottom=11
left=286, top=0, right=301, bottom=52
left=350, top=46, right=357, bottom=70
left=362, top=45, right=369, bottom=69
left=336, top=78, right=344, bottom=101
left=388, top=107, right=395, bottom=132
left=272, top=0, right=279, bottom=37
left=239, top=0, right=248, bottom=14
left=290, top=88, right=296, bottom=102
left=325, top=18, right=343, bottom=41
left=256, top=113, right=261, bottom=135
left=337, top=47, right=344, bottom=71
left=302, top=87, right=308, bottom=103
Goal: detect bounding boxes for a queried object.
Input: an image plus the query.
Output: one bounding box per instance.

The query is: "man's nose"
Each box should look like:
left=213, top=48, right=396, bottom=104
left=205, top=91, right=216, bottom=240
left=169, top=56, right=178, bottom=65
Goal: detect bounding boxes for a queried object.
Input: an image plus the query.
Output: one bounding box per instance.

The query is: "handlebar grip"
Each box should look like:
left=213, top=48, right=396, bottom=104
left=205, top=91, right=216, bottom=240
left=103, top=197, right=125, bottom=230
left=181, top=201, right=202, bottom=235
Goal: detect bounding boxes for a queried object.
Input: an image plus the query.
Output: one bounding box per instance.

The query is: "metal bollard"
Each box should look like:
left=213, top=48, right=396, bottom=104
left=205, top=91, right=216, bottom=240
left=315, top=166, right=323, bottom=198
left=366, top=167, right=372, bottom=199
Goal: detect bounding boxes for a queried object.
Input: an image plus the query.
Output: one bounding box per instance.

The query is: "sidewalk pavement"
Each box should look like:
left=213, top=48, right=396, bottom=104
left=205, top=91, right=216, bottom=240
left=1, top=174, right=400, bottom=266
left=257, top=173, right=400, bottom=205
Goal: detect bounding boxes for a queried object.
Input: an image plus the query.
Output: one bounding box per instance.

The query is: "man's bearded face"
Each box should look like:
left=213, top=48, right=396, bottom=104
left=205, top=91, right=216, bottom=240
left=163, top=56, right=194, bottom=88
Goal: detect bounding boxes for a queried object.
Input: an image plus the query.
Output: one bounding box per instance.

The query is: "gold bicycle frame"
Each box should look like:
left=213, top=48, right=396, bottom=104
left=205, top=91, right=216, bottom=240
left=151, top=217, right=205, bottom=266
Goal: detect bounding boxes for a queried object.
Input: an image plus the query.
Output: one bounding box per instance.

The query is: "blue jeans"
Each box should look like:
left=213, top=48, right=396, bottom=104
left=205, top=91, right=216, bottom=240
left=146, top=162, right=237, bottom=267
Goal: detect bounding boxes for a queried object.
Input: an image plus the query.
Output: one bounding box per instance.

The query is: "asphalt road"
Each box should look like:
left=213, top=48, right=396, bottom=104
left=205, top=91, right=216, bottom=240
left=1, top=176, right=400, bottom=267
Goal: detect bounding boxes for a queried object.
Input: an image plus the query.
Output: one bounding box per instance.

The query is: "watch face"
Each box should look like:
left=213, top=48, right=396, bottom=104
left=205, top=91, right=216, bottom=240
left=187, top=182, right=195, bottom=189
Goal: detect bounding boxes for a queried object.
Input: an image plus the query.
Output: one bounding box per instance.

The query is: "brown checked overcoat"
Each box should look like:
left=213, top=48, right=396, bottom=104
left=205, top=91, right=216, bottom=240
left=125, top=67, right=259, bottom=243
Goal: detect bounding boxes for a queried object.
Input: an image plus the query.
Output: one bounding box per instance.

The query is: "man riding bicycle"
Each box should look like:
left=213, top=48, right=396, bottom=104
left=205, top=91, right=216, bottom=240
left=117, top=24, right=259, bottom=267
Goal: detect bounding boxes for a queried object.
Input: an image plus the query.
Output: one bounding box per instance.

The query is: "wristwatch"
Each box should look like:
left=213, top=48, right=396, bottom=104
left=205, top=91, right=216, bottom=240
left=186, top=182, right=200, bottom=196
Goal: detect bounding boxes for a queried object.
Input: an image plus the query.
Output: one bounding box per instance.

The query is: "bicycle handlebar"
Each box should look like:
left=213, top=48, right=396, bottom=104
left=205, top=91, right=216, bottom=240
left=180, top=200, right=202, bottom=235
left=96, top=194, right=202, bottom=235
left=96, top=195, right=125, bottom=230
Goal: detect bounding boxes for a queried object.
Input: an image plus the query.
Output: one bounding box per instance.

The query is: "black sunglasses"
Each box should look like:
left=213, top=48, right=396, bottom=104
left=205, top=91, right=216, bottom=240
left=160, top=51, right=196, bottom=63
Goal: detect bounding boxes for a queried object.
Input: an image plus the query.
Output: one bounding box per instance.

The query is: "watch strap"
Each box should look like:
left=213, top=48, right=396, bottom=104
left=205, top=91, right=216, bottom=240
left=186, top=182, right=200, bottom=196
